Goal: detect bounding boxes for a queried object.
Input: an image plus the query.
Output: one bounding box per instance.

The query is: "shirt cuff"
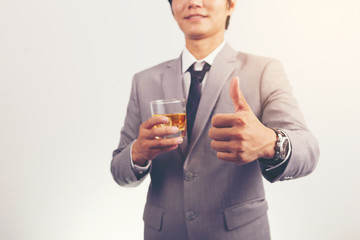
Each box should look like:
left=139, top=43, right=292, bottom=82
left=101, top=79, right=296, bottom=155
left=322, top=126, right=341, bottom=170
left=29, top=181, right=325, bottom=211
left=262, top=155, right=289, bottom=172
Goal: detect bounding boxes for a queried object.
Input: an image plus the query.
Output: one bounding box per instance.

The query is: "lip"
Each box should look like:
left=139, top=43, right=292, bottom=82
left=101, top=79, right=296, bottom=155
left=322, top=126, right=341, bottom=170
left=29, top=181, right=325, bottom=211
left=184, top=14, right=207, bottom=20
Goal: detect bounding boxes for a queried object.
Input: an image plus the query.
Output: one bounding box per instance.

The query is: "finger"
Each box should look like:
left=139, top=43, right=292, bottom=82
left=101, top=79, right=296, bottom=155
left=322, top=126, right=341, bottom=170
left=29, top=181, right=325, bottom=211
left=229, top=77, right=250, bottom=112
left=142, top=116, right=170, bottom=130
left=217, top=152, right=254, bottom=165
left=210, top=140, right=233, bottom=153
left=148, top=126, right=179, bottom=139
left=216, top=152, right=238, bottom=162
left=150, top=137, right=183, bottom=149
left=209, top=127, right=235, bottom=141
left=216, top=152, right=247, bottom=165
left=211, top=113, right=242, bottom=128
left=153, top=144, right=179, bottom=153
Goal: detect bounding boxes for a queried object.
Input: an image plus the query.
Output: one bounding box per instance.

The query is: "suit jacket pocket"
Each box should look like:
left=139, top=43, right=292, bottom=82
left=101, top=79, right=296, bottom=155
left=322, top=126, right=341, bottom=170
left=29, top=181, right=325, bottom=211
left=224, top=198, right=268, bottom=231
left=143, top=203, right=164, bottom=231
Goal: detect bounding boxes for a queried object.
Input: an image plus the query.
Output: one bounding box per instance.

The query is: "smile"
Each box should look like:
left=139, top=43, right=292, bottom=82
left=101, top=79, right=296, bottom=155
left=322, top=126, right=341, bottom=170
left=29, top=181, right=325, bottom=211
left=185, top=14, right=206, bottom=20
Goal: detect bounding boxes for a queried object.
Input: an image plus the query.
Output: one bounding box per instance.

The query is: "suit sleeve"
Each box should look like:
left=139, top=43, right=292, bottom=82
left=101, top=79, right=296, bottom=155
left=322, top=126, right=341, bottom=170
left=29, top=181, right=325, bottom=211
left=258, top=60, right=319, bottom=182
left=110, top=74, right=150, bottom=187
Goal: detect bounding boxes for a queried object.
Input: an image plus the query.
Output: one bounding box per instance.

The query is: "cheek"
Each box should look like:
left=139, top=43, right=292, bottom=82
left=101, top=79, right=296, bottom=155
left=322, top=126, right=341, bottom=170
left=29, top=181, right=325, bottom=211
left=172, top=12, right=181, bottom=25
left=206, top=0, right=228, bottom=11
left=172, top=6, right=184, bottom=22
left=207, top=4, right=229, bottom=22
left=171, top=0, right=185, bottom=14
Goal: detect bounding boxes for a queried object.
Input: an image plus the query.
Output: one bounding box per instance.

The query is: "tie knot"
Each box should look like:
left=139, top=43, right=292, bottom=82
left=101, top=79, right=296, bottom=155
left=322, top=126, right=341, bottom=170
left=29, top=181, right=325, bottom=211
left=188, top=62, right=211, bottom=83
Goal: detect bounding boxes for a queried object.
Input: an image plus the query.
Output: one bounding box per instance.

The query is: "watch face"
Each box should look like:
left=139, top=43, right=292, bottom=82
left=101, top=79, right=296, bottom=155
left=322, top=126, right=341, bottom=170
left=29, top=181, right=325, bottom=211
left=280, top=138, right=289, bottom=159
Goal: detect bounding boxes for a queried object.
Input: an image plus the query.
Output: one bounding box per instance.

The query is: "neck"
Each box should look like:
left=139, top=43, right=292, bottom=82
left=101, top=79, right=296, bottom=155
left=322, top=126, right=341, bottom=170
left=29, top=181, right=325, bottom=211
left=185, top=32, right=224, bottom=60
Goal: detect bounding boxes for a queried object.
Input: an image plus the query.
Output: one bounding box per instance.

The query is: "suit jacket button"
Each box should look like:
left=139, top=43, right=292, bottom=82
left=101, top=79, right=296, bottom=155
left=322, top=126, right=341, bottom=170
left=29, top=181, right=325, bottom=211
left=185, top=171, right=194, bottom=181
left=186, top=211, right=197, bottom=221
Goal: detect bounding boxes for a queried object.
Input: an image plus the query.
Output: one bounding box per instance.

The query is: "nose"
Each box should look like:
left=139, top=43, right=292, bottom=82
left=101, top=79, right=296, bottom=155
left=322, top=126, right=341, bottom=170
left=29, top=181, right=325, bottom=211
left=188, top=0, right=203, bottom=8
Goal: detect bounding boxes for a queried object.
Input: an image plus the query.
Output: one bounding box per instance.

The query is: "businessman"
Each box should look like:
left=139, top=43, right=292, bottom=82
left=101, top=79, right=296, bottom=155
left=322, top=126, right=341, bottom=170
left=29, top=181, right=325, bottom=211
left=111, top=0, right=319, bottom=239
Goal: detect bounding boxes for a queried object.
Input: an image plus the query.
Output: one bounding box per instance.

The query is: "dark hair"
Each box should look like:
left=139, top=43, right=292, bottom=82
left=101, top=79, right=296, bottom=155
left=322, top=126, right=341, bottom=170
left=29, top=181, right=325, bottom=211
left=168, top=0, right=232, bottom=30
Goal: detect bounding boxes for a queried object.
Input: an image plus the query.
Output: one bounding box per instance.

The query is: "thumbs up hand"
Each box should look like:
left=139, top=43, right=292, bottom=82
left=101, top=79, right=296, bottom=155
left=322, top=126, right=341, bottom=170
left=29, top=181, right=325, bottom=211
left=209, top=77, right=277, bottom=165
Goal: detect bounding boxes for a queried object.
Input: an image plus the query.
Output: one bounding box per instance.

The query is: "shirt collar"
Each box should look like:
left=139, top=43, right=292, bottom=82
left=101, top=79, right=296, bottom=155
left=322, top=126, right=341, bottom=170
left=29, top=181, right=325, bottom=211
left=181, top=41, right=226, bottom=73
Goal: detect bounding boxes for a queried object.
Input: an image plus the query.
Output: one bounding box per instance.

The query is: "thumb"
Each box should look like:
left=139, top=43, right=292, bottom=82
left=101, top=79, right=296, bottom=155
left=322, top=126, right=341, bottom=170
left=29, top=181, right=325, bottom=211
left=229, top=77, right=249, bottom=112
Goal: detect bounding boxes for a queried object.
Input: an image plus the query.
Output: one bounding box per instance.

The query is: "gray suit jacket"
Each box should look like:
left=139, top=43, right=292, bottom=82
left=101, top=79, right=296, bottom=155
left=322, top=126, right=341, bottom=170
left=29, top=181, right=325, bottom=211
left=111, top=44, right=319, bottom=240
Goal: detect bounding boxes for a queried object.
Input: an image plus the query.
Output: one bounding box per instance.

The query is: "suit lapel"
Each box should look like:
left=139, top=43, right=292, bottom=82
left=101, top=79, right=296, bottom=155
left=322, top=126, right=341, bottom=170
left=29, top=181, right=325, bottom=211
left=162, top=56, right=188, bottom=158
left=185, top=44, right=239, bottom=158
left=162, top=57, right=184, bottom=101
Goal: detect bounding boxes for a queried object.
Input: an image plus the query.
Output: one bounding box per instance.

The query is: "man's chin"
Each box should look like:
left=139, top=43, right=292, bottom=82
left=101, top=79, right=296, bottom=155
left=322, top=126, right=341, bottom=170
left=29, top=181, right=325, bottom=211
left=185, top=31, right=210, bottom=41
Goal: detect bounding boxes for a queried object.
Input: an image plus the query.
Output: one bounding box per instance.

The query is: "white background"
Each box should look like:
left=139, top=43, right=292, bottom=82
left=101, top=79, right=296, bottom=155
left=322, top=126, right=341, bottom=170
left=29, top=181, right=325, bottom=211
left=1, top=0, right=359, bottom=239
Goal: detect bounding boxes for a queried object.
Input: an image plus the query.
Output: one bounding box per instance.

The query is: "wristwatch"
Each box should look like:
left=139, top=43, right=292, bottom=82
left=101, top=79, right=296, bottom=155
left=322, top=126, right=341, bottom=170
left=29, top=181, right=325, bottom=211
left=271, top=128, right=291, bottom=164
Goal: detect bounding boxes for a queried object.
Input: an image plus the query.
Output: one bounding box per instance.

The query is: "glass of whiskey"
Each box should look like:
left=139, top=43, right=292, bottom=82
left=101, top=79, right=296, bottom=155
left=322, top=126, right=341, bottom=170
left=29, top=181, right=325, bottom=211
left=150, top=99, right=186, bottom=138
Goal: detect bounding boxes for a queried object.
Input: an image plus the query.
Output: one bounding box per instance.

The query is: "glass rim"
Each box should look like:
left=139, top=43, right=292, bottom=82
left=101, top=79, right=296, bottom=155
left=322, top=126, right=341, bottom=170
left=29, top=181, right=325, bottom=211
left=150, top=98, right=185, bottom=105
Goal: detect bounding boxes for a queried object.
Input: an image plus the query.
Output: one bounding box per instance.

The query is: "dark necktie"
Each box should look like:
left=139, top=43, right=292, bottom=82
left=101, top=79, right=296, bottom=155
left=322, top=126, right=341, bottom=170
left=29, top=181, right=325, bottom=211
left=186, top=62, right=211, bottom=142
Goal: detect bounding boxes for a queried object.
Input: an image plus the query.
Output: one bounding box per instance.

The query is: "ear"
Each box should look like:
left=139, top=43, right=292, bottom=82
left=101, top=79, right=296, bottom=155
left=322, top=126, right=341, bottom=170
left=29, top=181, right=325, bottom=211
left=227, top=0, right=236, bottom=15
